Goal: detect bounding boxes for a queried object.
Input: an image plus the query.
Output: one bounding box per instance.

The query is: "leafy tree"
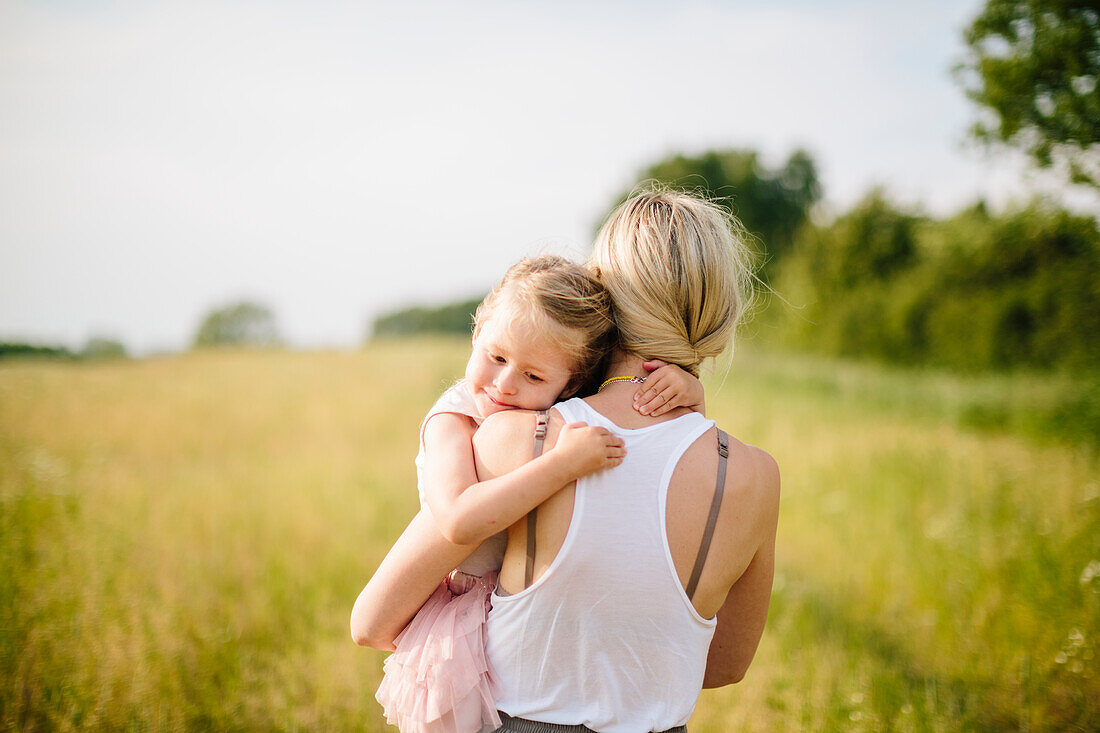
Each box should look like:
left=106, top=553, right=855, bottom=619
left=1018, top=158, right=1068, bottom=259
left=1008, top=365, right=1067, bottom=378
left=773, top=191, right=924, bottom=360
left=193, top=301, right=281, bottom=348
left=371, top=297, right=484, bottom=339
left=931, top=200, right=1100, bottom=368
left=0, top=342, right=73, bottom=360
left=958, top=0, right=1100, bottom=187
left=81, top=337, right=127, bottom=360
left=772, top=194, right=1100, bottom=371
left=607, top=148, right=821, bottom=271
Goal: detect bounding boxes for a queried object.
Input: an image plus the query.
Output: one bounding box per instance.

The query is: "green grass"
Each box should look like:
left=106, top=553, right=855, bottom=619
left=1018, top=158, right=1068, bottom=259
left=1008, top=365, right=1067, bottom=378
left=2, top=339, right=1097, bottom=731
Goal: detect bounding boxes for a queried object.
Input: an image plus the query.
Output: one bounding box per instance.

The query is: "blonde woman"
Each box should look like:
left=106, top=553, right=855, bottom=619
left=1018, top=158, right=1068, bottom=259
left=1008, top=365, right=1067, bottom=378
left=474, top=190, right=779, bottom=732
left=353, top=191, right=777, bottom=732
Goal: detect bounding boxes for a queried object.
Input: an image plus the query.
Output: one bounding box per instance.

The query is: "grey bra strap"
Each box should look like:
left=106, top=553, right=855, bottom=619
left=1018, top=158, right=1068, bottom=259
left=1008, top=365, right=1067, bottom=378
left=525, top=410, right=549, bottom=589
left=685, top=429, right=730, bottom=602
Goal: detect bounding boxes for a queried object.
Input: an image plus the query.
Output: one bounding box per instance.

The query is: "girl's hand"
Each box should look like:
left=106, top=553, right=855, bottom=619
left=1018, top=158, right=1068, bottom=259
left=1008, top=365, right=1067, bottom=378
left=634, top=360, right=706, bottom=417
left=553, top=421, right=626, bottom=479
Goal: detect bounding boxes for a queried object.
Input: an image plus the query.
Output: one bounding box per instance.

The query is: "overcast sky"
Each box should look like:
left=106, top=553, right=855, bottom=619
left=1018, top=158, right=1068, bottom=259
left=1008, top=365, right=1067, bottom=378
left=0, top=0, right=1084, bottom=353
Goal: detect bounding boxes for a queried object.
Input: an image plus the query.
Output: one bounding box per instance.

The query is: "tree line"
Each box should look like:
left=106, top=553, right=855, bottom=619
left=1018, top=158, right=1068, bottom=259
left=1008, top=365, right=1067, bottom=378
left=7, top=0, right=1095, bottom=371
left=0, top=303, right=280, bottom=361
left=770, top=192, right=1099, bottom=371
left=371, top=147, right=1098, bottom=372
left=0, top=338, right=127, bottom=362
left=372, top=0, right=1100, bottom=373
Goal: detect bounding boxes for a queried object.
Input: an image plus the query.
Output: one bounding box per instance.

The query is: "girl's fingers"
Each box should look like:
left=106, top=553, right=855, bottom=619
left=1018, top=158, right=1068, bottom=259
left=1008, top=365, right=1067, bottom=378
left=634, top=381, right=665, bottom=413
left=650, top=391, right=679, bottom=416
left=637, top=385, right=673, bottom=415
left=634, top=374, right=668, bottom=404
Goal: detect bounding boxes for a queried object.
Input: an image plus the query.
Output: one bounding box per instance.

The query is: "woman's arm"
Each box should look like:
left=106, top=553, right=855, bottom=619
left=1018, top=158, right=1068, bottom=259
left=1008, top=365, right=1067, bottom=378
left=702, top=536, right=775, bottom=687
left=703, top=448, right=780, bottom=687
left=350, top=509, right=477, bottom=650
left=422, top=412, right=624, bottom=546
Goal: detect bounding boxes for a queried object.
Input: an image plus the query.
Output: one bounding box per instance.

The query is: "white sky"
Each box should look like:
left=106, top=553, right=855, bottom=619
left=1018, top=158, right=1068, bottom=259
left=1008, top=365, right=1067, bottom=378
left=0, top=0, right=1087, bottom=352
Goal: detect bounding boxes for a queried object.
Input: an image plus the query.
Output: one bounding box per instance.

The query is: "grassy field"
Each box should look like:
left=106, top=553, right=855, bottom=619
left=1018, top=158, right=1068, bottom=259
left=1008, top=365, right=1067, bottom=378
left=1, top=338, right=1097, bottom=731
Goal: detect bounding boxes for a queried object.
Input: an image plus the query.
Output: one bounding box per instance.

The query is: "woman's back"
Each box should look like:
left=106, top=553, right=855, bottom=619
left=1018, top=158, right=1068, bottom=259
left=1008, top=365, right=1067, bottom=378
left=484, top=398, right=717, bottom=732
left=473, top=395, right=779, bottom=727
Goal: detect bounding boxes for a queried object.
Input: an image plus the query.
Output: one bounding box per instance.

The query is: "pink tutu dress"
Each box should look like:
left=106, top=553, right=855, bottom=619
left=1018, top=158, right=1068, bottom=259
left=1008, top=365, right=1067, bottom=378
left=376, top=570, right=501, bottom=733
left=376, top=381, right=506, bottom=733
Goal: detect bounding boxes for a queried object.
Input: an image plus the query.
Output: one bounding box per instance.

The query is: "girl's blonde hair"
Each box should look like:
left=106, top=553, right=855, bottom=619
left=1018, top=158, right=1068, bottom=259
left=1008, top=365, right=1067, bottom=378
left=474, top=255, right=617, bottom=397
left=589, top=189, right=755, bottom=376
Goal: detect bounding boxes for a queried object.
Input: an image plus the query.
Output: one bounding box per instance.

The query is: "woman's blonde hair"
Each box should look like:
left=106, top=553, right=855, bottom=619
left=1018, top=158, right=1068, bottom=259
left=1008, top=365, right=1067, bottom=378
left=474, top=255, right=617, bottom=397
left=589, top=188, right=755, bottom=376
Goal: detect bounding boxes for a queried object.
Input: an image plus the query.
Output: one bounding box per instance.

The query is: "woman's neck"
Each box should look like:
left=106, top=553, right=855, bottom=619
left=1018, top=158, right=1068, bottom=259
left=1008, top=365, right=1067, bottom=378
left=588, top=350, right=685, bottom=428
left=603, top=351, right=647, bottom=382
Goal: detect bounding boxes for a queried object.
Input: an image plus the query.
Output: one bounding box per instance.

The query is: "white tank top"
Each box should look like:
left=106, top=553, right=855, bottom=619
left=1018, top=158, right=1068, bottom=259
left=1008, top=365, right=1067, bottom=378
left=414, top=379, right=507, bottom=577
left=485, top=397, right=719, bottom=732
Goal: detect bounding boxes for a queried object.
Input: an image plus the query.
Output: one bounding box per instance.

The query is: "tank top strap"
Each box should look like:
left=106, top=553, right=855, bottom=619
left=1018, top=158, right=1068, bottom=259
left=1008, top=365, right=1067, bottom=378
left=684, top=429, right=730, bottom=601
left=525, top=410, right=550, bottom=589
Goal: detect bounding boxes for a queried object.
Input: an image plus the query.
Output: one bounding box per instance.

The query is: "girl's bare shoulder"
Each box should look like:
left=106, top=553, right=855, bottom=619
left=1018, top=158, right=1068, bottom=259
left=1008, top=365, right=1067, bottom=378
left=422, top=410, right=479, bottom=443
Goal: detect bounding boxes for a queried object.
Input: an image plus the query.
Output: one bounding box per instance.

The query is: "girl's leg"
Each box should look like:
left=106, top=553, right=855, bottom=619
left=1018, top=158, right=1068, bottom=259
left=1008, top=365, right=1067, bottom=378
left=351, top=508, right=479, bottom=650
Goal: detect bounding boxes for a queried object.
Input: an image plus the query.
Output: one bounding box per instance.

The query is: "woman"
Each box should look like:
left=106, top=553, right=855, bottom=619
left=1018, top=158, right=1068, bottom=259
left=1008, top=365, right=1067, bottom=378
left=353, top=190, right=779, bottom=732
left=469, top=191, right=779, bottom=732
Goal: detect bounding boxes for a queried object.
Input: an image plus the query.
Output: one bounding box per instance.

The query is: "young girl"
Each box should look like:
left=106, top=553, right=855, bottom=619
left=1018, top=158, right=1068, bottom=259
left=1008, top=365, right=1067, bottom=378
left=354, top=256, right=704, bottom=733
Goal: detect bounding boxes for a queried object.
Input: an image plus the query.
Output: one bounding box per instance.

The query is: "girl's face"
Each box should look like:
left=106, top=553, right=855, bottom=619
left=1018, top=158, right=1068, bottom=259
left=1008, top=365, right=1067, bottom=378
left=465, top=309, right=577, bottom=418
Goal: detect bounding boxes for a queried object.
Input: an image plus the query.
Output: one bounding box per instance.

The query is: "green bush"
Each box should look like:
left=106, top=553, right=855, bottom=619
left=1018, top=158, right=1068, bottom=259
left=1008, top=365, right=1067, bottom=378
left=770, top=195, right=1100, bottom=372
left=0, top=342, right=74, bottom=361
left=371, top=297, right=483, bottom=339
left=193, top=301, right=281, bottom=348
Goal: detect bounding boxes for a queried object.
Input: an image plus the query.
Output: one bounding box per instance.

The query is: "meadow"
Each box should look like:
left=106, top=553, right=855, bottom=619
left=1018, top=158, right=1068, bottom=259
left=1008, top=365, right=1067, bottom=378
left=1, top=338, right=1097, bottom=731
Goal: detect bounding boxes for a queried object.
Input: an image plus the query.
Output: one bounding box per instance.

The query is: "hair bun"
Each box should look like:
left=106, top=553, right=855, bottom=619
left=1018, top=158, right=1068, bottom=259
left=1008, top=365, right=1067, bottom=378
left=590, top=188, right=755, bottom=375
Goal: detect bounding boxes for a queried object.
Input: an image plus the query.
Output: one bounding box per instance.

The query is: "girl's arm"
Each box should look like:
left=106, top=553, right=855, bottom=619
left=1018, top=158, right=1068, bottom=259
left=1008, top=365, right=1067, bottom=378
left=350, top=409, right=624, bottom=650
left=634, top=360, right=706, bottom=417
left=422, top=411, right=624, bottom=546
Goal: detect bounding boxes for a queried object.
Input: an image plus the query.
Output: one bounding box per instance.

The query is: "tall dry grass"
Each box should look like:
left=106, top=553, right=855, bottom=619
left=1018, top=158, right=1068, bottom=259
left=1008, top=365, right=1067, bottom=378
left=1, top=339, right=1096, bottom=731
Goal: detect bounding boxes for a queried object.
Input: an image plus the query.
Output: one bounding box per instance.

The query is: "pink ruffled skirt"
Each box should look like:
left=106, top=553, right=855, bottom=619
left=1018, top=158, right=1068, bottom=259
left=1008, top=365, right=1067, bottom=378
left=376, top=571, right=500, bottom=733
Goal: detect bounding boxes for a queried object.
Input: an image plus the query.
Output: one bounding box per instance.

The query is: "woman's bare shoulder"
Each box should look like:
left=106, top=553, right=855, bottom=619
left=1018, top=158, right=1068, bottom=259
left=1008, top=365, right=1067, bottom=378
left=472, top=409, right=565, bottom=473
left=724, top=437, right=780, bottom=530
left=733, top=440, right=779, bottom=492
left=477, top=409, right=535, bottom=441
left=677, top=430, right=778, bottom=506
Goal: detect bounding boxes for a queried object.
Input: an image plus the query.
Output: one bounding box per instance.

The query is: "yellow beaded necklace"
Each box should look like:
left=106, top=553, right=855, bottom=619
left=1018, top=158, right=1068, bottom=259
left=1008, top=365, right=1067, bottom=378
left=597, top=375, right=647, bottom=392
